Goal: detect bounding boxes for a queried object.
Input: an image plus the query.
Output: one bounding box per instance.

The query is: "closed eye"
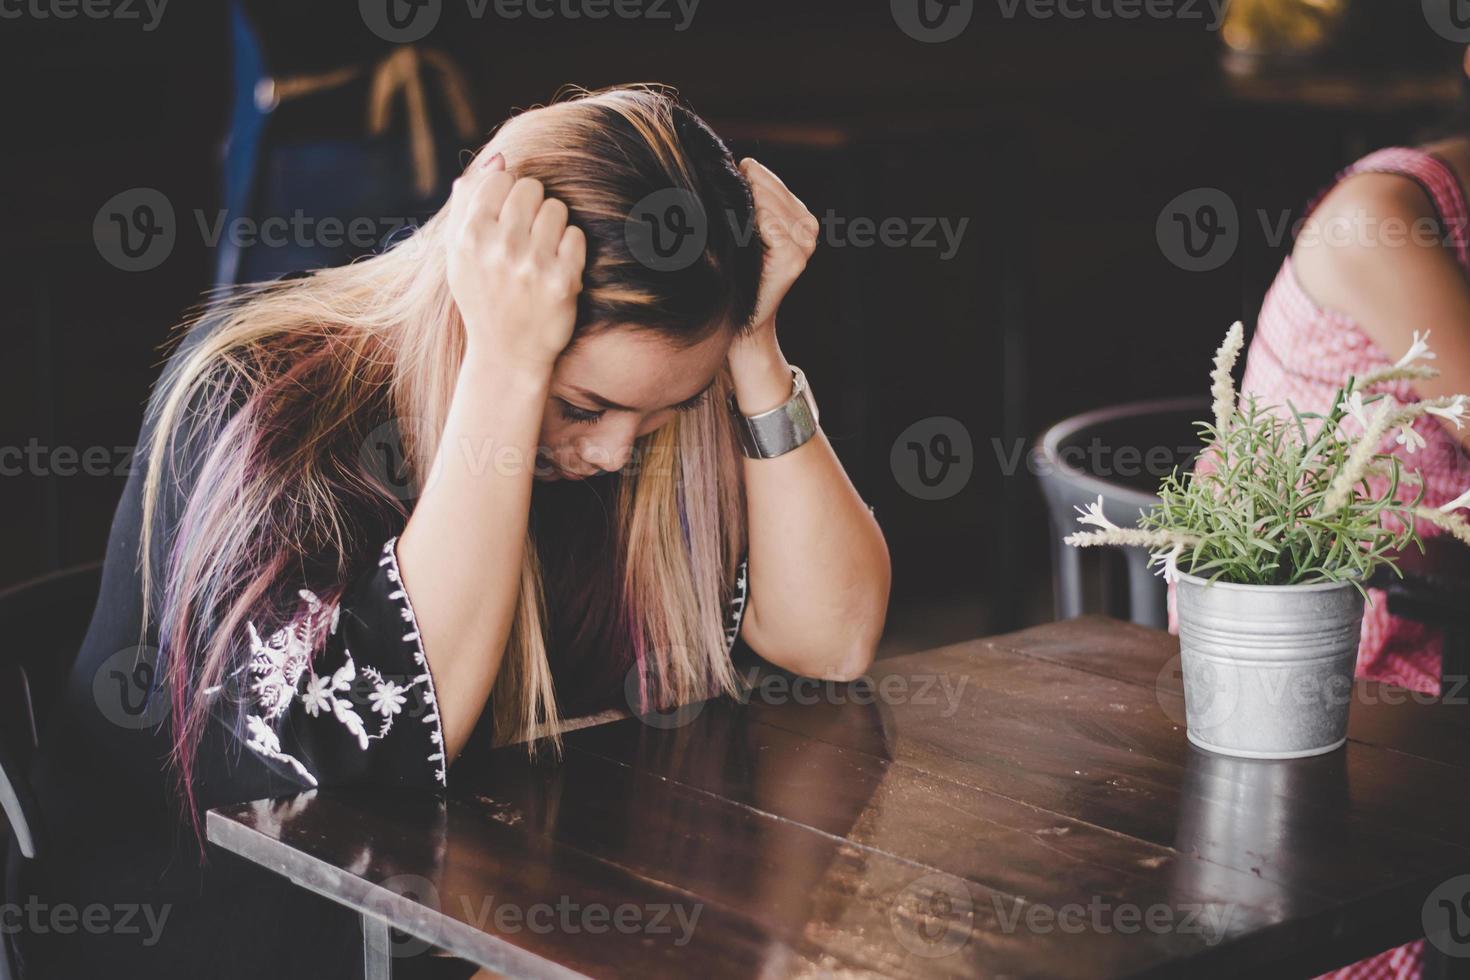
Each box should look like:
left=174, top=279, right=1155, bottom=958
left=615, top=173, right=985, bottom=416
left=557, top=384, right=711, bottom=424
left=557, top=399, right=604, bottom=424
left=673, top=389, right=711, bottom=413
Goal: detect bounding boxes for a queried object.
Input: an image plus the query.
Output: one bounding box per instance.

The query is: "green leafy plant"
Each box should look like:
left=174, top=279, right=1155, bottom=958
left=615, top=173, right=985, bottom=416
left=1065, top=322, right=1470, bottom=590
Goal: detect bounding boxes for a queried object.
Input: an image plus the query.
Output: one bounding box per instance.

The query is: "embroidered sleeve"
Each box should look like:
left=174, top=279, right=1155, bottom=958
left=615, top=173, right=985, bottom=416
left=237, top=536, right=447, bottom=792
left=724, top=555, right=749, bottom=651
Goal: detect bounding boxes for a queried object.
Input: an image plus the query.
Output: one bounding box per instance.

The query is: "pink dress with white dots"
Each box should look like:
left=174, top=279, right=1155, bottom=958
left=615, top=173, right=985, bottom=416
left=1239, top=146, right=1470, bottom=980
left=1241, top=146, right=1470, bottom=696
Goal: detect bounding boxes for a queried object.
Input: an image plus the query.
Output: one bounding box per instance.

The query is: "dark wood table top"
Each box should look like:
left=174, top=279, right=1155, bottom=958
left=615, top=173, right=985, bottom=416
left=207, top=617, right=1470, bottom=979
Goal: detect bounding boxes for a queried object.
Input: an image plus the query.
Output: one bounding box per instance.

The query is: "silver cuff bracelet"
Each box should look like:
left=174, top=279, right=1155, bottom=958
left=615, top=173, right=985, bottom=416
left=729, top=365, right=819, bottom=459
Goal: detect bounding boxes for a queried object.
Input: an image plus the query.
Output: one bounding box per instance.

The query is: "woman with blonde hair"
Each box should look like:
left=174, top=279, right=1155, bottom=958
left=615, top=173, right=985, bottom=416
left=12, top=85, right=890, bottom=978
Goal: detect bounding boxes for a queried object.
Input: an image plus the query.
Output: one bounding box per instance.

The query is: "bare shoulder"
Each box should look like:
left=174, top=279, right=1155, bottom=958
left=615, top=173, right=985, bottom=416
left=1421, top=135, right=1470, bottom=192
left=1293, top=157, right=1456, bottom=312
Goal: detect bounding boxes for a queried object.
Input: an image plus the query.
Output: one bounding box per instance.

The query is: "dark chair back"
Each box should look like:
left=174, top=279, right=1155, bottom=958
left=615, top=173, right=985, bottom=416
left=0, top=563, right=98, bottom=980
left=1032, top=398, right=1207, bottom=628
left=0, top=562, right=102, bottom=859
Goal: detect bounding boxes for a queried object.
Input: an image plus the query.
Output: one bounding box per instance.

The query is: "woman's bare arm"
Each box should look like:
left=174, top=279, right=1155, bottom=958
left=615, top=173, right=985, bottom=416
left=395, top=155, right=586, bottom=761
left=731, top=337, right=891, bottom=681
left=729, top=158, right=891, bottom=681
left=1294, top=170, right=1470, bottom=452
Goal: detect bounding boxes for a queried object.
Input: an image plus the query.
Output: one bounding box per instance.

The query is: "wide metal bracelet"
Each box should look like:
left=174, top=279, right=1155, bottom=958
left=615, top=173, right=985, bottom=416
left=728, top=365, right=819, bottom=459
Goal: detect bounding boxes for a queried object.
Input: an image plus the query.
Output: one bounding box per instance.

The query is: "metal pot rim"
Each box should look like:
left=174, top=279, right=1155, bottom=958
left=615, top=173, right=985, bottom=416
left=1174, top=569, right=1361, bottom=594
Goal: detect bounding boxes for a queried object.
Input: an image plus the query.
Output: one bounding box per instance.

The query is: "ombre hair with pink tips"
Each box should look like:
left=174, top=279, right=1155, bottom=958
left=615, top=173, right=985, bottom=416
left=139, top=84, right=764, bottom=824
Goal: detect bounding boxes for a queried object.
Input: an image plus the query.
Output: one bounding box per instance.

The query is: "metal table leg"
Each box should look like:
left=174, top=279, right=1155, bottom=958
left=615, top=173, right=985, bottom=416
left=363, top=913, right=392, bottom=980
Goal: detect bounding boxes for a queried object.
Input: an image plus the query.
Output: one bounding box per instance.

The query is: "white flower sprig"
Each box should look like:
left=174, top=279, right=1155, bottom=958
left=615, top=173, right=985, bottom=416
left=1064, top=322, right=1470, bottom=588
left=1337, top=390, right=1370, bottom=430
left=1397, top=330, right=1437, bottom=368
left=1441, top=488, right=1470, bottom=514
left=1415, top=505, right=1470, bottom=547
left=1326, top=394, right=1468, bottom=509
left=1064, top=496, right=1200, bottom=584
left=1323, top=395, right=1398, bottom=513
left=1425, top=394, right=1468, bottom=429
left=1210, top=321, right=1245, bottom=436
left=1358, top=330, right=1442, bottom=388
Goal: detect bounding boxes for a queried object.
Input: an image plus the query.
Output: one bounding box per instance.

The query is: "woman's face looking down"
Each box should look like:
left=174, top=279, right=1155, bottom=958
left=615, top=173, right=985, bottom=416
left=533, top=324, right=734, bottom=479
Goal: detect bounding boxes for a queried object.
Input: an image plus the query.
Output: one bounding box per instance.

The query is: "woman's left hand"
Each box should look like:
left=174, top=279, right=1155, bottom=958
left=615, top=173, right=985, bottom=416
left=738, top=158, right=820, bottom=342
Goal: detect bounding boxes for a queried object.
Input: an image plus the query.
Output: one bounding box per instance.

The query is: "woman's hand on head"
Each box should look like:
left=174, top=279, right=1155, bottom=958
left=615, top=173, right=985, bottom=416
left=739, top=157, right=820, bottom=333
left=444, top=152, right=587, bottom=374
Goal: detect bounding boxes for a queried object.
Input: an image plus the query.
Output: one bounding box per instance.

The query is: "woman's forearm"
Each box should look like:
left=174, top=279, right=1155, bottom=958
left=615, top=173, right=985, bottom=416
left=730, top=334, right=891, bottom=680
left=395, top=350, right=552, bottom=761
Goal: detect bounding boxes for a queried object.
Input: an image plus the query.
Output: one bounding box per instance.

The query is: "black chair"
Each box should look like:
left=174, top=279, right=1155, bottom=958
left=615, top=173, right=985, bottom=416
left=1368, top=541, right=1470, bottom=977
left=1032, top=398, right=1208, bottom=629
left=1368, top=537, right=1470, bottom=691
left=0, top=562, right=101, bottom=978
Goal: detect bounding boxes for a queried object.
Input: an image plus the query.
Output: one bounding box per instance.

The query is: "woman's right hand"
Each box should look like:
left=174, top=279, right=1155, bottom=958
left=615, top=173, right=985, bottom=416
left=444, top=153, right=587, bottom=372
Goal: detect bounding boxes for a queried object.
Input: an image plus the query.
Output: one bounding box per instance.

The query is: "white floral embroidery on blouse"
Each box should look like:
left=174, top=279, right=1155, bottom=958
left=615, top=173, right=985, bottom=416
left=243, top=543, right=745, bottom=787
left=724, top=557, right=749, bottom=651
left=241, top=538, right=447, bottom=788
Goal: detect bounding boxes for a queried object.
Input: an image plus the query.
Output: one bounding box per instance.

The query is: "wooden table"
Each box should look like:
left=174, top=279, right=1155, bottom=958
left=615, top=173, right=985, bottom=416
left=207, top=617, right=1470, bottom=978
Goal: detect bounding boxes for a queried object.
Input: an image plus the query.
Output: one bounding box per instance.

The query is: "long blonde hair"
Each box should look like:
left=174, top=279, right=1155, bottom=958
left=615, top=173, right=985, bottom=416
left=140, top=85, right=764, bottom=817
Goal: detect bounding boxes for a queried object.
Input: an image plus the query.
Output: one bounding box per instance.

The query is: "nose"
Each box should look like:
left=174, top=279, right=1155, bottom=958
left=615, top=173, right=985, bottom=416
left=573, top=419, right=640, bottom=474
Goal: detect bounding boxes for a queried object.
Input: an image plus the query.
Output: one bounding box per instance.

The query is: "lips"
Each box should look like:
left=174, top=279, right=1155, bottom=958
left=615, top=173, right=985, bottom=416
left=536, top=451, right=595, bottom=480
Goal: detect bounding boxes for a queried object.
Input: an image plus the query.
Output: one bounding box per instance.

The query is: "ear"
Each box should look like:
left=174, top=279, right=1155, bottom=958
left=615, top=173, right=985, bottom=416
left=1462, top=46, right=1470, bottom=82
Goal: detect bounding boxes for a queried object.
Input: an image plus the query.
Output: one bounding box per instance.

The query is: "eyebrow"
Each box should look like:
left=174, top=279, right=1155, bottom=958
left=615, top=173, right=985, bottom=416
left=565, top=380, right=716, bottom=413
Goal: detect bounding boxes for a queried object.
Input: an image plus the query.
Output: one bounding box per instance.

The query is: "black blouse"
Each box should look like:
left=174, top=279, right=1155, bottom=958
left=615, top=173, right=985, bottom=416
left=8, top=316, right=750, bottom=979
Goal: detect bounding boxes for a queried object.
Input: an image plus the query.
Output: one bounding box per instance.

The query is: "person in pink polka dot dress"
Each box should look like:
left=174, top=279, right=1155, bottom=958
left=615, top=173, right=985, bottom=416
left=1231, top=135, right=1470, bottom=978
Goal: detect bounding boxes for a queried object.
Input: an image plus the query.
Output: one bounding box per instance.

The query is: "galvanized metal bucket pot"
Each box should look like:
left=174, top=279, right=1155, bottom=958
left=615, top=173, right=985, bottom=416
left=1174, top=571, right=1365, bottom=759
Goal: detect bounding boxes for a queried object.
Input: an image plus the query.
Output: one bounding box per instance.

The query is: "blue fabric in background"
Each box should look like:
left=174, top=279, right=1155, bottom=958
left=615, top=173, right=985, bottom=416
left=217, top=1, right=266, bottom=288
left=215, top=3, right=461, bottom=287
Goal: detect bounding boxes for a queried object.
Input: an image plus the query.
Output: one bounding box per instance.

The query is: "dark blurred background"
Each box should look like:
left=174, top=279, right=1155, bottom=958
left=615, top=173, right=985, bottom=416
left=2, top=0, right=1465, bottom=652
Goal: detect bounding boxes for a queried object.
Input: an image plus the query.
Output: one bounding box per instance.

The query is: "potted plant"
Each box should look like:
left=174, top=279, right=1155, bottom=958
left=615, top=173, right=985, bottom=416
left=1065, top=322, right=1470, bottom=758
